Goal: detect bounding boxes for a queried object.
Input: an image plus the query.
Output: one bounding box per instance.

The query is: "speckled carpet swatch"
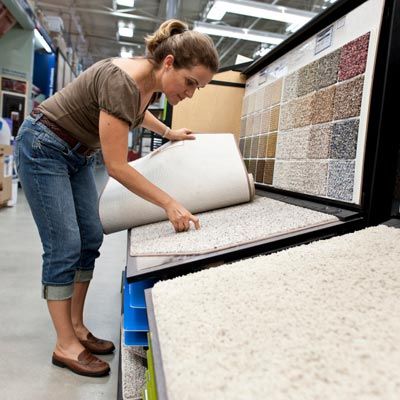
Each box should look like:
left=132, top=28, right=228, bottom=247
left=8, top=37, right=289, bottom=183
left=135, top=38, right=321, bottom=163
left=129, top=196, right=338, bottom=256
left=240, top=32, right=371, bottom=203
left=151, top=224, right=400, bottom=400
left=121, top=333, right=146, bottom=400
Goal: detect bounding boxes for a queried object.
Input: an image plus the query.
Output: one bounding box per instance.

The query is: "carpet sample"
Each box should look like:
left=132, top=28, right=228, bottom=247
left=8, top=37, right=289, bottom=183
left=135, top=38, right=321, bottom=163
left=327, top=160, right=355, bottom=201
left=282, top=71, right=298, bottom=102
left=250, top=136, right=259, bottom=158
left=338, top=32, right=370, bottom=81
left=121, top=338, right=146, bottom=400
left=260, top=109, right=270, bottom=134
left=330, top=119, right=359, bottom=159
left=303, top=161, right=329, bottom=196
left=243, top=138, right=251, bottom=158
left=263, top=84, right=271, bottom=109
left=276, top=128, right=310, bottom=160
left=247, top=94, right=255, bottom=114
left=316, top=48, right=340, bottom=90
left=269, top=105, right=280, bottom=132
left=297, top=60, right=318, bottom=97
left=263, top=159, right=275, bottom=184
left=100, top=134, right=254, bottom=233
left=248, top=159, right=257, bottom=178
left=333, top=75, right=364, bottom=120
left=151, top=224, right=400, bottom=400
left=240, top=117, right=246, bottom=138
left=255, top=89, right=264, bottom=112
left=253, top=112, right=261, bottom=135
left=292, top=94, right=314, bottom=128
left=239, top=138, right=245, bottom=156
left=129, top=196, right=338, bottom=256
left=269, top=78, right=283, bottom=106
left=257, top=134, right=268, bottom=158
left=266, top=132, right=277, bottom=158
left=255, top=160, right=265, bottom=182
left=273, top=160, right=328, bottom=193
left=245, top=114, right=254, bottom=136
left=311, top=85, right=336, bottom=125
left=307, top=123, right=333, bottom=159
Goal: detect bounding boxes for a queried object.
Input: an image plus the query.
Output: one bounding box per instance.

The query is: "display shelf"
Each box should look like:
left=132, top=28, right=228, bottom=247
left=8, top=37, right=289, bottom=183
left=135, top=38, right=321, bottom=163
left=123, top=274, right=157, bottom=346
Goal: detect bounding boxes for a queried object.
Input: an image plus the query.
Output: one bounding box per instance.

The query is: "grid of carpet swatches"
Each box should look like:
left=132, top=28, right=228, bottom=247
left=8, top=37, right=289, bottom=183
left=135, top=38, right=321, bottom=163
left=239, top=32, right=370, bottom=202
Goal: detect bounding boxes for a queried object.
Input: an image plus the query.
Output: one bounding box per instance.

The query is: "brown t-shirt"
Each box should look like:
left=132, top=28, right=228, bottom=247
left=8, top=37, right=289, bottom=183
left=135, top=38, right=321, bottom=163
left=38, top=58, right=144, bottom=149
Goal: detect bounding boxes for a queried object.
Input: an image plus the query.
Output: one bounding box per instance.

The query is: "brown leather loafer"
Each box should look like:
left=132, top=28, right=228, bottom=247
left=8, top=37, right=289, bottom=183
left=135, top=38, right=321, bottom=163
left=52, top=349, right=110, bottom=377
left=79, top=332, right=115, bottom=355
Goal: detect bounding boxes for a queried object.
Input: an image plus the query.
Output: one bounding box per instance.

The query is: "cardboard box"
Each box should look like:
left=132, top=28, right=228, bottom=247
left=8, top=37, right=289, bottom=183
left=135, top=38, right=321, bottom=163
left=0, top=145, right=12, bottom=206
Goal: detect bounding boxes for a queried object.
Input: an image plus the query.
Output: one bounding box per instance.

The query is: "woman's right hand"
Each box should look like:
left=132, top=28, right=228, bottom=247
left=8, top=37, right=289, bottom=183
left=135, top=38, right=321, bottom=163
left=164, top=199, right=200, bottom=233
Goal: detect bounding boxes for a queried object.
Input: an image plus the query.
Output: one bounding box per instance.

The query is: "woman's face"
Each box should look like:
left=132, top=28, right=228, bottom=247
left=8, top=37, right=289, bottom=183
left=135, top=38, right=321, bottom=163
left=161, top=56, right=214, bottom=105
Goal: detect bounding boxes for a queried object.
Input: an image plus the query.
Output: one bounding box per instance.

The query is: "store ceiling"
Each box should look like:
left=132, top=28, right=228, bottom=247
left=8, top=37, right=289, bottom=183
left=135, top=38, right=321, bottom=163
left=35, top=0, right=334, bottom=69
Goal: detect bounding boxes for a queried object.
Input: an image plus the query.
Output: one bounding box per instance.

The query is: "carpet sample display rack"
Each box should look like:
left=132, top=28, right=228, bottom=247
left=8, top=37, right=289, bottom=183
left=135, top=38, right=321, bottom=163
left=123, top=0, right=399, bottom=284
left=117, top=0, right=400, bottom=397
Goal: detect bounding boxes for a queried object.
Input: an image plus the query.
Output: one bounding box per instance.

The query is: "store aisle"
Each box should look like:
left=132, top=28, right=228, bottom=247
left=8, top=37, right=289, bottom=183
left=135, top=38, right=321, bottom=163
left=0, top=169, right=125, bottom=400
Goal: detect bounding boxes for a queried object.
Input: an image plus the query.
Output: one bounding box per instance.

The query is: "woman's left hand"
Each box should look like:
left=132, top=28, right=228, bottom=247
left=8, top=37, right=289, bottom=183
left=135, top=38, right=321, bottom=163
left=165, top=128, right=196, bottom=141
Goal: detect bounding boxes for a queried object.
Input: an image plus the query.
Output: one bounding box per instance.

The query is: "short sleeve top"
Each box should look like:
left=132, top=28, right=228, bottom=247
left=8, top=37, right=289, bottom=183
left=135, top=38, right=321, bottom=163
left=38, top=58, right=145, bottom=149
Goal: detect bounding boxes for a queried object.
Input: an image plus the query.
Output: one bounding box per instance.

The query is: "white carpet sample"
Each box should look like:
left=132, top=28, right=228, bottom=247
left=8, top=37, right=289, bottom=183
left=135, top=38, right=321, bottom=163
left=121, top=334, right=146, bottom=400
left=129, top=196, right=338, bottom=256
left=151, top=225, right=400, bottom=400
left=99, top=134, right=254, bottom=234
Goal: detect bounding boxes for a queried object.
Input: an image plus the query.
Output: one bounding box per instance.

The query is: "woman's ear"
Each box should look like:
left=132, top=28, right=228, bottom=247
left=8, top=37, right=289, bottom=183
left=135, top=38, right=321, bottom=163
left=163, top=54, right=175, bottom=70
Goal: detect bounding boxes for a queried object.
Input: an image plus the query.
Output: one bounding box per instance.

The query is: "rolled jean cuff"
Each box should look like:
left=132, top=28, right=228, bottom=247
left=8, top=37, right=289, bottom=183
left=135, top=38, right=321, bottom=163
left=74, top=269, right=94, bottom=283
left=42, top=284, right=74, bottom=300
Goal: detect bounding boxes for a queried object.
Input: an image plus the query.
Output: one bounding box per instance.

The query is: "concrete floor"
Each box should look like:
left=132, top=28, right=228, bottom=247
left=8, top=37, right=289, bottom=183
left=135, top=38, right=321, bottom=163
left=0, top=169, right=125, bottom=399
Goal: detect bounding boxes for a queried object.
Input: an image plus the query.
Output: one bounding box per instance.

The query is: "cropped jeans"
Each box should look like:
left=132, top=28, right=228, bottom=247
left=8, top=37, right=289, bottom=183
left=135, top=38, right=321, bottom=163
left=15, top=114, right=103, bottom=300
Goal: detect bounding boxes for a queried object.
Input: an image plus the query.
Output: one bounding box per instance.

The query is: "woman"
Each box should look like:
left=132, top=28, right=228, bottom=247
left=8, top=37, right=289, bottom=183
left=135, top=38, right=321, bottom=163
left=15, top=19, right=219, bottom=377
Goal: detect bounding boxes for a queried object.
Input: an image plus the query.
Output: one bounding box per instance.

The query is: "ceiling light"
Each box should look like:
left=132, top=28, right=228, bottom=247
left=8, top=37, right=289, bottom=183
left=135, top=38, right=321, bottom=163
left=34, top=29, right=52, bottom=53
left=207, top=0, right=316, bottom=26
left=120, top=47, right=134, bottom=58
left=116, top=0, right=135, bottom=7
left=118, top=21, right=134, bottom=37
left=194, top=21, right=287, bottom=45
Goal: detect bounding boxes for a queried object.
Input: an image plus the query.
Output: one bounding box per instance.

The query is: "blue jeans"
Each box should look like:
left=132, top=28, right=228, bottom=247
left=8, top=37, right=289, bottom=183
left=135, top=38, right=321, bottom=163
left=15, top=114, right=103, bottom=300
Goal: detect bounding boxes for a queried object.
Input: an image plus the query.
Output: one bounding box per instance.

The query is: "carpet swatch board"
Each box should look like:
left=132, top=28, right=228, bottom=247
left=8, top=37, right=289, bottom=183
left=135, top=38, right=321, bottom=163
left=151, top=224, right=400, bottom=400
left=240, top=0, right=384, bottom=205
left=129, top=196, right=338, bottom=256
left=241, top=32, right=369, bottom=203
left=99, top=134, right=254, bottom=234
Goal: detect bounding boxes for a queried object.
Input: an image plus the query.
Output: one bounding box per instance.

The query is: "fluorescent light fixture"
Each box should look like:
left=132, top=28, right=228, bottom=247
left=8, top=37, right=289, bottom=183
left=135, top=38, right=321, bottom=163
left=118, top=21, right=134, bottom=37
left=194, top=21, right=287, bottom=45
left=116, top=0, right=135, bottom=6
left=207, top=0, right=316, bottom=26
left=120, top=47, right=134, bottom=58
left=34, top=29, right=52, bottom=53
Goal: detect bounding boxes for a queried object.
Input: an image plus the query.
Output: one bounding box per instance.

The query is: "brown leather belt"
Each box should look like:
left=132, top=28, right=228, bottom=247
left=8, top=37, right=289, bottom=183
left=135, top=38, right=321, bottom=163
left=30, top=108, right=96, bottom=156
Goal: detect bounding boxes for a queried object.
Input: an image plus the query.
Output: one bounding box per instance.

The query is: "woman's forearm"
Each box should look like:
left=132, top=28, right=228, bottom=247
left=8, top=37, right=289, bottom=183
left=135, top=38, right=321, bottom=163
left=141, top=110, right=169, bottom=137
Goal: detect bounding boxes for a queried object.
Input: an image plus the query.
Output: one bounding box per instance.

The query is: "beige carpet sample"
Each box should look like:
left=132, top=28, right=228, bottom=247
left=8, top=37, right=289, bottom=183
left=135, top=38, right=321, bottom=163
left=151, top=225, right=400, bottom=400
left=130, top=196, right=338, bottom=256
left=99, top=134, right=254, bottom=234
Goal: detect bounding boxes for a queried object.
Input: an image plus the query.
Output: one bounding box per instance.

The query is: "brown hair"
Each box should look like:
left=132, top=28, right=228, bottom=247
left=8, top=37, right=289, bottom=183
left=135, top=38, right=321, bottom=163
left=145, top=19, right=219, bottom=73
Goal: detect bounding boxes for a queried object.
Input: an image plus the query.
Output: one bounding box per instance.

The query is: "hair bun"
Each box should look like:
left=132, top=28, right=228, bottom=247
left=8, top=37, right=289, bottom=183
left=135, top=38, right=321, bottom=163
left=145, top=19, right=189, bottom=55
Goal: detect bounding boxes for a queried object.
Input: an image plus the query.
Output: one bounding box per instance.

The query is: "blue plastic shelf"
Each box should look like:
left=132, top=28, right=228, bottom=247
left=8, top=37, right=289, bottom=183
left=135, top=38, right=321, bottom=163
left=122, top=273, right=158, bottom=346
left=124, top=279, right=149, bottom=331
left=128, top=278, right=155, bottom=309
left=124, top=330, right=148, bottom=346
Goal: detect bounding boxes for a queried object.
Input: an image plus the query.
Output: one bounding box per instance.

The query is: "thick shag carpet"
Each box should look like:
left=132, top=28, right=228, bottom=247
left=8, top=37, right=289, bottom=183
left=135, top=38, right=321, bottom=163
left=151, top=225, right=400, bottom=400
left=130, top=196, right=338, bottom=256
